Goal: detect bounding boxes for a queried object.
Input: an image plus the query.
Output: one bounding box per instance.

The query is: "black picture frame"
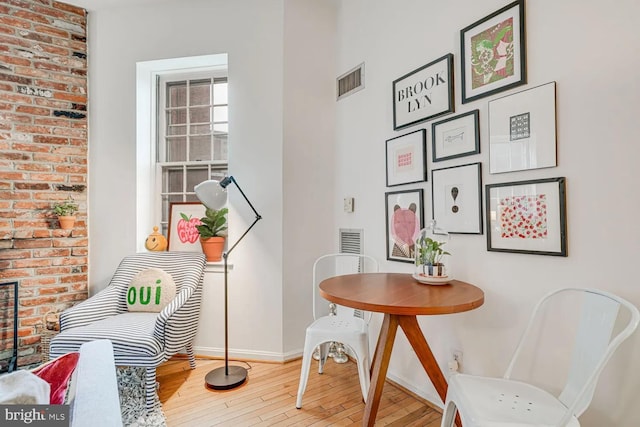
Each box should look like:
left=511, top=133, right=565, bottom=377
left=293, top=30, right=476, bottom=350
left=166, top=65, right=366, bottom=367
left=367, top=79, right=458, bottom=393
left=385, top=188, right=424, bottom=263
left=432, top=110, right=480, bottom=162
left=392, top=53, right=454, bottom=130
left=385, top=129, right=427, bottom=187
left=432, top=162, right=483, bottom=234
left=460, top=0, right=526, bottom=104
left=486, top=177, right=567, bottom=256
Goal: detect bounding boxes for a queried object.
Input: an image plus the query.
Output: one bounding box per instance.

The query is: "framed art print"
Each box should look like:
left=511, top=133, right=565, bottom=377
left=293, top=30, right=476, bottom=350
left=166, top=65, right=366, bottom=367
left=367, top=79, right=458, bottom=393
left=392, top=53, right=454, bottom=130
left=432, top=162, right=482, bottom=234
left=432, top=110, right=480, bottom=162
left=486, top=177, right=567, bottom=256
left=386, top=129, right=427, bottom=187
left=460, top=0, right=526, bottom=104
left=167, top=202, right=205, bottom=252
left=489, top=81, right=557, bottom=174
left=385, top=189, right=424, bottom=263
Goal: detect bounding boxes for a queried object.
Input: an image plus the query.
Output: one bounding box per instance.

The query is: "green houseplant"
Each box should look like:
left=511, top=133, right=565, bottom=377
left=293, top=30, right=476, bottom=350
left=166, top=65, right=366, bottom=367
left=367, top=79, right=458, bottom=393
left=415, top=236, right=450, bottom=276
left=52, top=198, right=78, bottom=230
left=195, top=207, right=228, bottom=261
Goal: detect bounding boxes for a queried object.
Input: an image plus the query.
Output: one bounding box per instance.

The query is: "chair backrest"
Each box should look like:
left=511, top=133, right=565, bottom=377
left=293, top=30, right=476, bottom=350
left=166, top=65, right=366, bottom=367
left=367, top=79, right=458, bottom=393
left=110, top=252, right=207, bottom=310
left=312, top=253, right=379, bottom=322
left=504, top=288, right=639, bottom=425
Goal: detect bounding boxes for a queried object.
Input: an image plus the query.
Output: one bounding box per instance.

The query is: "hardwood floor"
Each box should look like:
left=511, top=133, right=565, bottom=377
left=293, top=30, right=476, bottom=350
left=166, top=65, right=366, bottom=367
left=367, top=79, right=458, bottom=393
left=157, top=357, right=443, bottom=426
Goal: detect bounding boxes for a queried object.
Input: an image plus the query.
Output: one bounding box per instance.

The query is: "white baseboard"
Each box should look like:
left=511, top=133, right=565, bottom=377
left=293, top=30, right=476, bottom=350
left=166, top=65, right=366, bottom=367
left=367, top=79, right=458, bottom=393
left=192, top=345, right=302, bottom=363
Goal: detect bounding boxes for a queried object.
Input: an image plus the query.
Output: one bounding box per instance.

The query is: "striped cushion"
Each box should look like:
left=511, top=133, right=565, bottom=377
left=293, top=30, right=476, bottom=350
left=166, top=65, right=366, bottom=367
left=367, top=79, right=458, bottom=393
left=50, top=313, right=161, bottom=358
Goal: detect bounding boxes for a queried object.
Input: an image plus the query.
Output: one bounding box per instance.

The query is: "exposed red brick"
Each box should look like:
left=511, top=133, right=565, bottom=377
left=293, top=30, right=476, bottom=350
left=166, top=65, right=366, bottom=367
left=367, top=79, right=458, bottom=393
left=13, top=258, right=50, bottom=268
left=15, top=105, right=51, bottom=116
left=1, top=0, right=87, bottom=367
left=12, top=10, right=50, bottom=25
left=22, top=296, right=58, bottom=306
left=0, top=54, right=32, bottom=66
left=53, top=1, right=86, bottom=16
left=52, top=91, right=85, bottom=103
left=39, top=286, right=69, bottom=295
left=33, top=135, right=68, bottom=145
left=0, top=16, right=31, bottom=30
left=20, top=276, right=56, bottom=287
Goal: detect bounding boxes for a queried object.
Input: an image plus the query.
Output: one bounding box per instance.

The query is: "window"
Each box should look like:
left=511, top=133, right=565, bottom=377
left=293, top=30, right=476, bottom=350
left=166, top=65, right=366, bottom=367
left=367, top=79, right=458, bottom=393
left=156, top=72, right=228, bottom=235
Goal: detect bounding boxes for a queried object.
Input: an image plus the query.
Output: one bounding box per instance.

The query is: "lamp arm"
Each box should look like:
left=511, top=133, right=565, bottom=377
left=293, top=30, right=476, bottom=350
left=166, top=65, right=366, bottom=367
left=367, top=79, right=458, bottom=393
left=223, top=176, right=263, bottom=258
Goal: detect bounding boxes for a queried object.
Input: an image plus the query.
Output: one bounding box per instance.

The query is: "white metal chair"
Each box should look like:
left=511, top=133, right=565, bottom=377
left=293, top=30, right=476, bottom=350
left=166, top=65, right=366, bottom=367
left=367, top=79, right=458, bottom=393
left=296, top=253, right=379, bottom=409
left=441, top=287, right=640, bottom=427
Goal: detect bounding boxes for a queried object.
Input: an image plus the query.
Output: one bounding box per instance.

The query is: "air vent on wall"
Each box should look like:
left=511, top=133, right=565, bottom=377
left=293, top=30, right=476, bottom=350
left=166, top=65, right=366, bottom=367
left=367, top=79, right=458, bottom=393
left=336, top=63, right=364, bottom=100
left=339, top=228, right=363, bottom=255
left=339, top=228, right=364, bottom=319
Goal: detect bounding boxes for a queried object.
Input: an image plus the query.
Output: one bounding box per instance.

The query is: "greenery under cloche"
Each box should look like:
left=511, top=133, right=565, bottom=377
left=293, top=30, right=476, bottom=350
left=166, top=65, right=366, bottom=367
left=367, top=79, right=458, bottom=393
left=195, top=207, right=228, bottom=239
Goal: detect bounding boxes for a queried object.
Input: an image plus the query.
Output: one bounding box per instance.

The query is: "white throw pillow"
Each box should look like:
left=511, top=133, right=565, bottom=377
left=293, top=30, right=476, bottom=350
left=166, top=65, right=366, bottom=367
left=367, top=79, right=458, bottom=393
left=127, top=268, right=176, bottom=312
left=0, top=370, right=50, bottom=404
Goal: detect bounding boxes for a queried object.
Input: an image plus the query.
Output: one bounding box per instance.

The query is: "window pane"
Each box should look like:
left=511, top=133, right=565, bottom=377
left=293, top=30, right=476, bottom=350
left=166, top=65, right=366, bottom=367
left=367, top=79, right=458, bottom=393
left=190, top=124, right=212, bottom=135
left=166, top=137, right=186, bottom=162
left=213, top=81, right=227, bottom=104
left=213, top=123, right=228, bottom=133
left=168, top=83, right=187, bottom=107
left=166, top=168, right=184, bottom=193
left=186, top=168, right=209, bottom=194
left=213, top=106, right=228, bottom=123
left=190, top=81, right=211, bottom=106
left=189, top=135, right=211, bottom=161
left=214, top=134, right=228, bottom=160
left=168, top=109, right=186, bottom=125
left=167, top=124, right=186, bottom=136
left=190, top=106, right=211, bottom=124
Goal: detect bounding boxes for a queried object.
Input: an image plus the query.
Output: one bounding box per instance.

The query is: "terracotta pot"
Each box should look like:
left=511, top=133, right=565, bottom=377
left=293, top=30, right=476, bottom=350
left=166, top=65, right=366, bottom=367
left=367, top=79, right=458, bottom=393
left=58, top=215, right=76, bottom=230
left=200, top=236, right=225, bottom=262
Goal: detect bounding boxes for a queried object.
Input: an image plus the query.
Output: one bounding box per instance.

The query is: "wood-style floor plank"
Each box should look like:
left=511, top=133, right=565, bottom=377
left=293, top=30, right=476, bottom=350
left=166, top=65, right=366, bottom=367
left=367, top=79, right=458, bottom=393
left=157, top=357, right=443, bottom=426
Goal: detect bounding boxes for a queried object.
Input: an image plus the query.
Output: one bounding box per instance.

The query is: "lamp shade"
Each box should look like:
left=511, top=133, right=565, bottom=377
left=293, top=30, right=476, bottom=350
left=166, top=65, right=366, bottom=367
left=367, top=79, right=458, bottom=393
left=194, top=180, right=228, bottom=210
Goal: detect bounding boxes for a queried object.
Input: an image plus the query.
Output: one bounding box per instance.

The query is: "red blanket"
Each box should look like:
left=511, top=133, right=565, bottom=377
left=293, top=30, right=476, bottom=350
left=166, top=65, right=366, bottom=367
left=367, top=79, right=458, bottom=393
left=32, top=352, right=80, bottom=404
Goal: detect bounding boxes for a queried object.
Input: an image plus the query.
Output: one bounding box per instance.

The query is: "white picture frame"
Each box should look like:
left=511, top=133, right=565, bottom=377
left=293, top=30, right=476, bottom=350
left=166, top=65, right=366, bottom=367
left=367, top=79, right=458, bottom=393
left=489, top=81, right=557, bottom=174
left=431, top=162, right=483, bottom=234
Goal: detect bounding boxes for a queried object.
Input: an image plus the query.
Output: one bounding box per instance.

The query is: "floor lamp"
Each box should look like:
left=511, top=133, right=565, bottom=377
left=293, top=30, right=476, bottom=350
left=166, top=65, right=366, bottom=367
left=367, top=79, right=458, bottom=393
left=194, top=176, right=262, bottom=390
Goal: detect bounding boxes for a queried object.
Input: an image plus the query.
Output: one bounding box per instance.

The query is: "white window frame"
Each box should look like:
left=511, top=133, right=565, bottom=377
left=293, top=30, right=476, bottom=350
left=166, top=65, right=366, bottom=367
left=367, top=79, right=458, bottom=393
left=136, top=54, right=228, bottom=252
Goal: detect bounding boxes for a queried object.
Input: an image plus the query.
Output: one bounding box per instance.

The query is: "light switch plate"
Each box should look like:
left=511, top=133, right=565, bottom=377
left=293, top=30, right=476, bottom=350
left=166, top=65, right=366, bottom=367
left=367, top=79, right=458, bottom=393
left=343, top=197, right=354, bottom=213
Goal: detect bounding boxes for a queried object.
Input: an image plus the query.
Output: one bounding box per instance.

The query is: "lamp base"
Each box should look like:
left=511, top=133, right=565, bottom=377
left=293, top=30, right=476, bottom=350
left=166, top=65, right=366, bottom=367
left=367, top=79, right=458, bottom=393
left=205, top=365, right=247, bottom=390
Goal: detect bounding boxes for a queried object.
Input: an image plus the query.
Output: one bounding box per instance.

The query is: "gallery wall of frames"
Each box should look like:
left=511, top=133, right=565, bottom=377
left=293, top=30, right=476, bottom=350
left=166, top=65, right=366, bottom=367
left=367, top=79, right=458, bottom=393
left=384, top=0, right=567, bottom=263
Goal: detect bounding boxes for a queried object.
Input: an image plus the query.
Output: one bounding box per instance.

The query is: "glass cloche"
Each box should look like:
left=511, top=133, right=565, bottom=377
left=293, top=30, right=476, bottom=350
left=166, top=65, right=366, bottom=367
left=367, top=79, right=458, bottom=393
left=414, top=220, right=451, bottom=279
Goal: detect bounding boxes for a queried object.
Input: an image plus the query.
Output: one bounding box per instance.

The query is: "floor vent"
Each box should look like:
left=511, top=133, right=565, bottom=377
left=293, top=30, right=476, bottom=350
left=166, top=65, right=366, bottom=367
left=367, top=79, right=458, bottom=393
left=336, top=63, right=364, bottom=100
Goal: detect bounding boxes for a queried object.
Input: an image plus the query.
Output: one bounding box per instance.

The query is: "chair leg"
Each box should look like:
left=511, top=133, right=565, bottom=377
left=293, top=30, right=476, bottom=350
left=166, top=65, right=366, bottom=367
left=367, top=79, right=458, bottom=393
left=355, top=353, right=370, bottom=402
left=296, top=338, right=317, bottom=409
left=186, top=342, right=196, bottom=370
left=440, top=400, right=458, bottom=427
left=318, top=342, right=329, bottom=374
left=145, top=367, right=158, bottom=412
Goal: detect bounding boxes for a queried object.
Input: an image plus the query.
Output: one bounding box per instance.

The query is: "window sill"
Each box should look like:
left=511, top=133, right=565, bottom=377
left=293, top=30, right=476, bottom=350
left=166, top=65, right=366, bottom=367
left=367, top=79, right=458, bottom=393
left=204, top=262, right=233, bottom=274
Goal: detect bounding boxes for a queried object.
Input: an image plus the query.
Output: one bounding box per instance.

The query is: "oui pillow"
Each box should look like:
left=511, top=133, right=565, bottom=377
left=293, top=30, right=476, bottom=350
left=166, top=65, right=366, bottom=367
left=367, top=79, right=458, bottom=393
left=127, top=268, right=176, bottom=312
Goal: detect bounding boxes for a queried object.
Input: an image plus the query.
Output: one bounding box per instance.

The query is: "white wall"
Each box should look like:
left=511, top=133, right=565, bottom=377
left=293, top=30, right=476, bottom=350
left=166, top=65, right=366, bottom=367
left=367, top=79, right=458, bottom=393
left=282, top=0, right=339, bottom=356
left=80, top=0, right=640, bottom=423
left=334, top=0, right=640, bottom=425
left=85, top=0, right=286, bottom=356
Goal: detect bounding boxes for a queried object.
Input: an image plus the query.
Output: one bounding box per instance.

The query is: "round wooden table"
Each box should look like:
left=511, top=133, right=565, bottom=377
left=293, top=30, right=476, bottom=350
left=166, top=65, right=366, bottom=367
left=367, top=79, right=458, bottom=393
left=320, top=273, right=484, bottom=427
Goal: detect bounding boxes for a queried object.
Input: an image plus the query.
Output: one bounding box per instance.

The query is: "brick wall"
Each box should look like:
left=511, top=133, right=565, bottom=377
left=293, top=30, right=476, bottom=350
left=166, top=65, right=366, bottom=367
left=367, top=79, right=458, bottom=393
left=0, top=0, right=88, bottom=369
